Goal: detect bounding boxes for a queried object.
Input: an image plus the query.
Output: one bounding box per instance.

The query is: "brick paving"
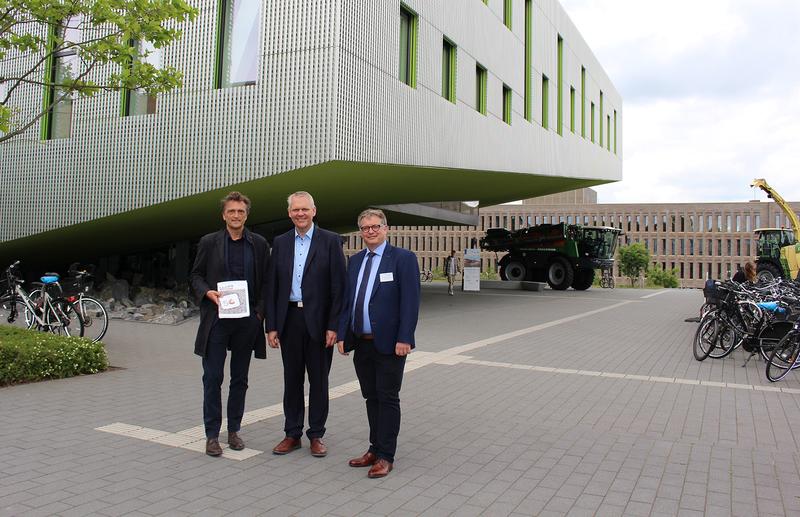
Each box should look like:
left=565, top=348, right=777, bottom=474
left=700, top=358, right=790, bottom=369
left=2, top=285, right=800, bottom=516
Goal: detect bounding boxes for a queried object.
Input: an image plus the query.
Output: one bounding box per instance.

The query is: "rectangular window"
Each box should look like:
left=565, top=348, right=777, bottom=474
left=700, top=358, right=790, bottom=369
left=504, top=0, right=512, bottom=28
left=524, top=0, right=532, bottom=121
left=399, top=6, right=417, bottom=87
left=606, top=115, right=611, bottom=150
left=442, top=38, right=456, bottom=103
left=475, top=64, right=487, bottom=115
left=215, top=0, right=262, bottom=88
left=557, top=35, right=563, bottom=135
left=581, top=66, right=586, bottom=138
left=541, top=75, right=549, bottom=129
left=613, top=109, right=617, bottom=154
left=122, top=40, right=160, bottom=117
left=502, top=84, right=512, bottom=124
left=590, top=101, right=595, bottom=143
left=599, top=91, right=604, bottom=147
left=43, top=15, right=83, bottom=139
left=570, top=86, right=576, bottom=133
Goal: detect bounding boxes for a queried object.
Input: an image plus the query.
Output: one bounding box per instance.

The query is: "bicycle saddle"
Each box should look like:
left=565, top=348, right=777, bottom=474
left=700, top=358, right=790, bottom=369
left=40, top=274, right=60, bottom=284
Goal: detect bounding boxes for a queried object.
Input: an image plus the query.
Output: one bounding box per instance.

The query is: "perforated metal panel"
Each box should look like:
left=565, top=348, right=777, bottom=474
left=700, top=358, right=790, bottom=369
left=0, top=0, right=621, bottom=244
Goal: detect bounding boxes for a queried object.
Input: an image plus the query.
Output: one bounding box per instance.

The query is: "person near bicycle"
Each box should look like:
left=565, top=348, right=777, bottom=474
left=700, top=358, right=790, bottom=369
left=732, top=261, right=757, bottom=283
left=444, top=250, right=460, bottom=296
left=190, top=191, right=270, bottom=457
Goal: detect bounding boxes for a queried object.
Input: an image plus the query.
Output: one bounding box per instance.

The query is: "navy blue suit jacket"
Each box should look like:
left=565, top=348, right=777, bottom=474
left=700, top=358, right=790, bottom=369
left=339, top=243, right=420, bottom=355
left=266, top=226, right=346, bottom=342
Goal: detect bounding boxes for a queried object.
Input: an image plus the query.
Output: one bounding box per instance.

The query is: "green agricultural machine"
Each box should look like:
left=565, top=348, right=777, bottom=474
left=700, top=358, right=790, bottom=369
left=480, top=223, right=622, bottom=290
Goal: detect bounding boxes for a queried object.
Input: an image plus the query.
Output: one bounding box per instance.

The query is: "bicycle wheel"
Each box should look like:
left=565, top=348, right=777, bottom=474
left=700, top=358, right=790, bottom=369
left=766, top=330, right=800, bottom=382
left=693, top=314, right=718, bottom=361
left=73, top=296, right=108, bottom=342
left=23, top=289, right=43, bottom=329
left=0, top=294, right=28, bottom=329
left=49, top=299, right=84, bottom=337
left=707, top=318, right=738, bottom=359
left=755, top=320, right=792, bottom=363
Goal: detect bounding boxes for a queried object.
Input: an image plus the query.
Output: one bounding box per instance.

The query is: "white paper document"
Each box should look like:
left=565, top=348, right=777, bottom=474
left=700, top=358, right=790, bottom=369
left=217, top=280, right=250, bottom=319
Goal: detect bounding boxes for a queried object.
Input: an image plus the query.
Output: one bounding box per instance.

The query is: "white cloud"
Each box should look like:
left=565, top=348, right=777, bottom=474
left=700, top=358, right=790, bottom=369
left=560, top=0, right=800, bottom=203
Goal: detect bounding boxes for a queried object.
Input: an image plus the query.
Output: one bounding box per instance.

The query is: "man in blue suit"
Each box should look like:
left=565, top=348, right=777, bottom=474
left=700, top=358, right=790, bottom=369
left=337, top=208, right=420, bottom=478
left=266, top=191, right=346, bottom=457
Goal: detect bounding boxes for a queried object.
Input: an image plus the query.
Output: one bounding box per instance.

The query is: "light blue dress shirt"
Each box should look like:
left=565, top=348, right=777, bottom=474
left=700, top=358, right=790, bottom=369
left=290, top=223, right=314, bottom=302
left=352, top=240, right=386, bottom=334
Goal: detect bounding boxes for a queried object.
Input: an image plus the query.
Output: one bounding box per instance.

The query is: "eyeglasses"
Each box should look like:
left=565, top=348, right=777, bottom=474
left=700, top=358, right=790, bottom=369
left=359, top=224, right=384, bottom=233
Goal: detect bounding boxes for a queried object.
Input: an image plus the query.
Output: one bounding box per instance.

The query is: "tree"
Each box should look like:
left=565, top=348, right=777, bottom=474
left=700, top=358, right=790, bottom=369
left=0, top=0, right=197, bottom=143
left=617, top=242, right=650, bottom=287
left=646, top=264, right=679, bottom=288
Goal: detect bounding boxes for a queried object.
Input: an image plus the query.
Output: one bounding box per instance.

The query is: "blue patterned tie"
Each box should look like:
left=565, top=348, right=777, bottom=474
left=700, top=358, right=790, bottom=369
left=353, top=252, right=376, bottom=335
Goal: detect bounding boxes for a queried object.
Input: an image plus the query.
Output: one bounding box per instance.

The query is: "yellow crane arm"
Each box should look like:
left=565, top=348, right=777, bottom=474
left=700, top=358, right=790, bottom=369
left=751, top=178, right=800, bottom=240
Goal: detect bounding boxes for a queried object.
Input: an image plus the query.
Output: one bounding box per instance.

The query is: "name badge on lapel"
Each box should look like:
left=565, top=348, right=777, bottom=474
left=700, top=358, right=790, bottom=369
left=379, top=272, right=394, bottom=282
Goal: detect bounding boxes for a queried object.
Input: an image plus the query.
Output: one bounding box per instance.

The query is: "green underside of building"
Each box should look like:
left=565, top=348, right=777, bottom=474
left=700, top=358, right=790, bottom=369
left=0, top=161, right=610, bottom=267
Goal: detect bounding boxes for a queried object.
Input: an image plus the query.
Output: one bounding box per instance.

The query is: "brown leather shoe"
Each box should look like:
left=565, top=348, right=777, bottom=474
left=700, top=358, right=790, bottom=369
left=310, top=438, right=327, bottom=457
left=272, top=436, right=301, bottom=455
left=206, top=438, right=222, bottom=457
left=367, top=458, right=393, bottom=478
left=227, top=431, right=244, bottom=451
left=348, top=451, right=377, bottom=468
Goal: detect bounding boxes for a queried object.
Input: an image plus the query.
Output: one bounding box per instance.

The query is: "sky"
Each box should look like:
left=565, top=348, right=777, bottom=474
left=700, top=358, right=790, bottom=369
left=559, top=0, right=800, bottom=204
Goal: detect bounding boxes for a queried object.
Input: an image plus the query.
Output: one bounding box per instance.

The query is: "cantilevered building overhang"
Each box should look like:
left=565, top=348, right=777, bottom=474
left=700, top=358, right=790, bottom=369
left=0, top=0, right=621, bottom=266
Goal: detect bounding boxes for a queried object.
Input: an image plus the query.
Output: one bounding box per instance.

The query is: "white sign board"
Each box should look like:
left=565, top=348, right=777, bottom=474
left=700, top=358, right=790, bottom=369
left=463, top=249, right=481, bottom=291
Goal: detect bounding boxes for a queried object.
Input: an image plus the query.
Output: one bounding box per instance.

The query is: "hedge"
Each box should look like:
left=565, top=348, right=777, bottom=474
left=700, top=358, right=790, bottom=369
left=0, top=326, right=108, bottom=386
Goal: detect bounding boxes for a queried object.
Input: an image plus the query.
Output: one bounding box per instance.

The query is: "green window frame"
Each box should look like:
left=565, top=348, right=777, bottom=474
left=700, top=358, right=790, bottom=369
left=590, top=101, right=595, bottom=143
left=42, top=16, right=82, bottom=140
left=399, top=5, right=418, bottom=88
left=570, top=86, right=575, bottom=133
left=599, top=90, right=604, bottom=146
left=502, top=84, right=512, bottom=125
left=442, top=37, right=457, bottom=103
left=607, top=115, right=611, bottom=151
left=214, top=0, right=262, bottom=89
left=524, top=0, right=532, bottom=121
left=504, top=0, right=512, bottom=29
left=121, top=40, right=159, bottom=117
left=614, top=109, right=618, bottom=154
left=541, top=75, right=549, bottom=129
left=475, top=64, right=487, bottom=115
left=557, top=35, right=563, bottom=135
left=580, top=66, right=586, bottom=138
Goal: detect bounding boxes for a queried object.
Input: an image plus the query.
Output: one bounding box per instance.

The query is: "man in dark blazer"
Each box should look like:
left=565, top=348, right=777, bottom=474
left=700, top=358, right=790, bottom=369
left=190, top=191, right=270, bottom=457
left=337, top=208, right=420, bottom=478
left=266, top=191, right=346, bottom=457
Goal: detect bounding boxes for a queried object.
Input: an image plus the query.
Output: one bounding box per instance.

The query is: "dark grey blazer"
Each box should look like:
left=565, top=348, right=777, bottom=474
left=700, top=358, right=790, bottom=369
left=190, top=228, right=270, bottom=358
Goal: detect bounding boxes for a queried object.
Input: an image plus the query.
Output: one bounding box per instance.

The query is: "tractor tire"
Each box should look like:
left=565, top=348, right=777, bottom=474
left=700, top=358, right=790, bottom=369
left=499, top=266, right=508, bottom=280
left=504, top=258, right=527, bottom=281
left=547, top=257, right=574, bottom=290
left=571, top=268, right=595, bottom=290
left=757, top=262, right=783, bottom=282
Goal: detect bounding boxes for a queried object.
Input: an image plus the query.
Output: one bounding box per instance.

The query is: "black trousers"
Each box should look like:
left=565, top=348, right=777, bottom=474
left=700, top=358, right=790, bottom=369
left=202, top=314, right=259, bottom=439
left=280, top=306, right=333, bottom=439
left=353, top=337, right=406, bottom=463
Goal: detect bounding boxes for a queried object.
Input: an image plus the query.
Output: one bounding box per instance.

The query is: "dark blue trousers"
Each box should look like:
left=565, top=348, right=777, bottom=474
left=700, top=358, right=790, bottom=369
left=202, top=314, right=259, bottom=439
left=353, top=338, right=406, bottom=463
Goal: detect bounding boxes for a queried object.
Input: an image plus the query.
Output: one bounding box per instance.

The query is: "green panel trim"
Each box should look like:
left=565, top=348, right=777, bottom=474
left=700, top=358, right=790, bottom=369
left=0, top=160, right=614, bottom=266
left=606, top=115, right=611, bottom=151
left=410, top=10, right=418, bottom=88
left=476, top=64, right=487, bottom=115
left=599, top=91, right=603, bottom=147
left=557, top=35, right=563, bottom=135
left=570, top=86, right=575, bottom=133
left=614, top=109, right=617, bottom=154
left=504, top=0, right=512, bottom=29
left=580, top=66, right=586, bottom=138
left=541, top=75, right=548, bottom=129
left=40, top=24, right=57, bottom=141
left=590, top=101, right=595, bottom=143
left=524, top=0, right=532, bottom=121
left=213, top=0, right=225, bottom=89
left=442, top=38, right=456, bottom=103
left=503, top=85, right=512, bottom=124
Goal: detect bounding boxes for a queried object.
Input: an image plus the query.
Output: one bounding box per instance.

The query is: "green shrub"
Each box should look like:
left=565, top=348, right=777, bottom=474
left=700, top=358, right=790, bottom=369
left=0, top=326, right=108, bottom=386
left=646, top=265, right=680, bottom=288
left=480, top=266, right=499, bottom=280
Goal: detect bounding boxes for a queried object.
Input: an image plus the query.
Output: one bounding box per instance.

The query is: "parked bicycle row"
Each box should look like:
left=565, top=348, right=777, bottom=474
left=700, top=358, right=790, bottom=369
left=693, top=277, right=800, bottom=382
left=0, top=261, right=108, bottom=342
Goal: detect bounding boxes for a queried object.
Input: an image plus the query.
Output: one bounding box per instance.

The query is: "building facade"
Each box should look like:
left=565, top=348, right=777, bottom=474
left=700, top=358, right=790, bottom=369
left=342, top=190, right=798, bottom=289
left=1, top=0, right=621, bottom=268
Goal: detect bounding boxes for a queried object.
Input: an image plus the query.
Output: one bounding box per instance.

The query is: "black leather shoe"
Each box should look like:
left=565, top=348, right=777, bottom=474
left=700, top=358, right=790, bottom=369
left=206, top=438, right=223, bottom=457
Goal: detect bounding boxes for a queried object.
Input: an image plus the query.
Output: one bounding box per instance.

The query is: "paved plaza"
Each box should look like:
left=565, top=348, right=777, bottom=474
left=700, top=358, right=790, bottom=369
left=3, top=284, right=800, bottom=516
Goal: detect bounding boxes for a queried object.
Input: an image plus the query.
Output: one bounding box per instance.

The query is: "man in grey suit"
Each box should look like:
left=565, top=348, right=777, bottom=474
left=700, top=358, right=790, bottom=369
left=190, top=192, right=270, bottom=457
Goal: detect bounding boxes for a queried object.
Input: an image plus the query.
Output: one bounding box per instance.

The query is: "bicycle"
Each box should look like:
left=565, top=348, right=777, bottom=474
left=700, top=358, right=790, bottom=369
left=28, top=266, right=108, bottom=342
left=1, top=261, right=83, bottom=337
left=600, top=268, right=615, bottom=289
left=766, top=319, right=800, bottom=382
left=419, top=269, right=433, bottom=282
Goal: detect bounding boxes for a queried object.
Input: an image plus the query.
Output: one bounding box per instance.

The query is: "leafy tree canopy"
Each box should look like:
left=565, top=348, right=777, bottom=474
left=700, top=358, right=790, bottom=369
left=618, top=242, right=650, bottom=287
left=0, top=0, right=197, bottom=142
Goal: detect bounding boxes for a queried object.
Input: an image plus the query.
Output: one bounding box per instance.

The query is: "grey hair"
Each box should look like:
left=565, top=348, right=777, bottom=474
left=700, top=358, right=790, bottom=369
left=287, top=191, right=315, bottom=209
left=357, top=208, right=388, bottom=227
